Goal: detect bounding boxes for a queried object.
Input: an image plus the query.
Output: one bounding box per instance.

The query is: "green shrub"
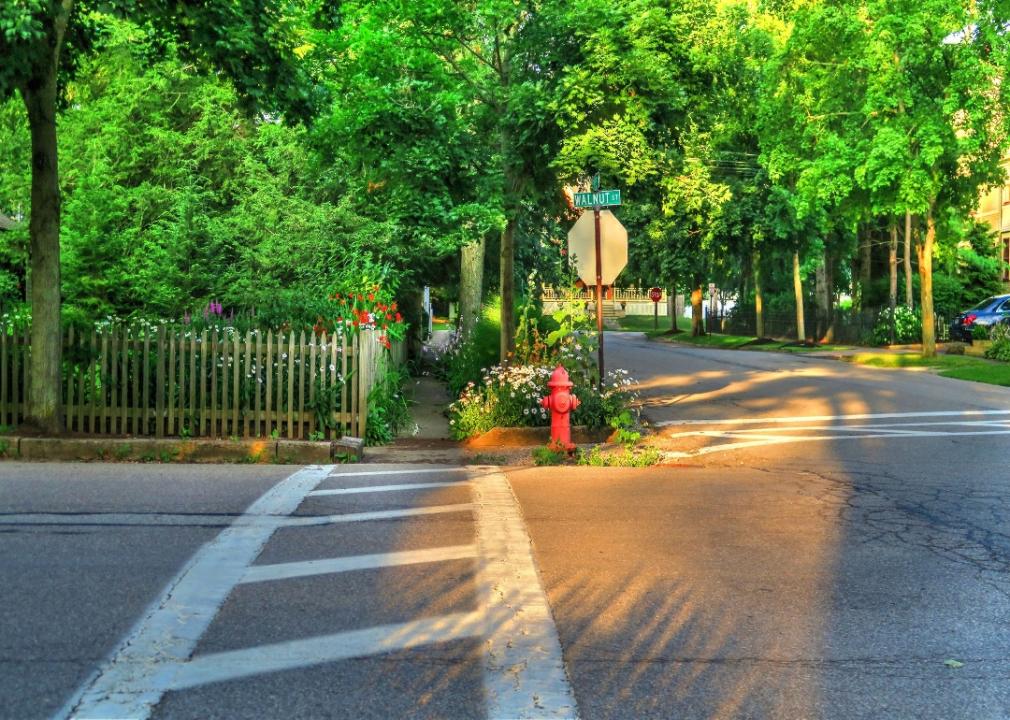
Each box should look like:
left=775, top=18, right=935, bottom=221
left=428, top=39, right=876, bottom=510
left=872, top=306, right=921, bottom=345
left=944, top=342, right=966, bottom=355
left=532, top=445, right=566, bottom=466
left=984, top=324, right=1010, bottom=362
left=448, top=364, right=636, bottom=439
left=972, top=324, right=991, bottom=341
left=365, top=364, right=410, bottom=445
left=440, top=298, right=502, bottom=397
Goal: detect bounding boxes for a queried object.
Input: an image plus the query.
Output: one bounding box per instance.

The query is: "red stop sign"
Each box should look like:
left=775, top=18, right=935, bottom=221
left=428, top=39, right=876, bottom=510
left=649, top=287, right=662, bottom=302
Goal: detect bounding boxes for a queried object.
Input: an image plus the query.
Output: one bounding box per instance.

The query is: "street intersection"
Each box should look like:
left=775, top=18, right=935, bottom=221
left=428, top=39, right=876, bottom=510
left=3, top=333, right=1010, bottom=719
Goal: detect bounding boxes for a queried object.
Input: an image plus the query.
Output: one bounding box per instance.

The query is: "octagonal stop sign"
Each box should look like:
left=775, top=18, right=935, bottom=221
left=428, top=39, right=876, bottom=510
left=567, top=210, right=628, bottom=286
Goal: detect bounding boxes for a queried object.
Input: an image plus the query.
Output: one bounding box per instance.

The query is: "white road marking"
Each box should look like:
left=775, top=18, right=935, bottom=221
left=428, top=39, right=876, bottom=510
left=0, top=512, right=238, bottom=527
left=655, top=408, right=1010, bottom=428
left=664, top=428, right=1010, bottom=458
left=240, top=545, right=479, bottom=584
left=60, top=465, right=335, bottom=720
left=168, top=612, right=486, bottom=690
left=328, top=467, right=470, bottom=478
left=280, top=504, right=473, bottom=526
left=309, top=480, right=469, bottom=496
left=472, top=469, right=579, bottom=720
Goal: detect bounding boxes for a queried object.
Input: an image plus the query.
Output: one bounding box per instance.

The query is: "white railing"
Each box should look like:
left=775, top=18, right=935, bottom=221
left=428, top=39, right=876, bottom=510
left=541, top=286, right=666, bottom=303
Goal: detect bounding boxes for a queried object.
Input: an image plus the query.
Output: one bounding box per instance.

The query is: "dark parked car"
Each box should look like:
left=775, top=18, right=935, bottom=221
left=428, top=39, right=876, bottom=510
left=950, top=294, right=1010, bottom=342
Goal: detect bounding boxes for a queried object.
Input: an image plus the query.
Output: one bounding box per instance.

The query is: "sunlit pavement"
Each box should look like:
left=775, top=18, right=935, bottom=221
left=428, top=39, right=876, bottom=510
left=503, top=333, right=1009, bottom=719
left=3, top=463, right=574, bottom=720
left=6, top=334, right=1010, bottom=719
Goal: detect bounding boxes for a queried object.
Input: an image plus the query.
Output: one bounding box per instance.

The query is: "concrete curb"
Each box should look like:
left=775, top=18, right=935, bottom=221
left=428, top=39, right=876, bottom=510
left=0, top=436, right=364, bottom=464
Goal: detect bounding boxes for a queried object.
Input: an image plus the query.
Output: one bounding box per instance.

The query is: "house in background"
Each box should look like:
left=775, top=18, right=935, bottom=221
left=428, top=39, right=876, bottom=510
left=0, top=213, right=17, bottom=233
left=974, top=164, right=1010, bottom=283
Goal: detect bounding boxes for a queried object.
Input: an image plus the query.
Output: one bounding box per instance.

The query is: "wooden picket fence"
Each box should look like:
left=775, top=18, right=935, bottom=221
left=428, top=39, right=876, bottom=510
left=0, top=325, right=402, bottom=440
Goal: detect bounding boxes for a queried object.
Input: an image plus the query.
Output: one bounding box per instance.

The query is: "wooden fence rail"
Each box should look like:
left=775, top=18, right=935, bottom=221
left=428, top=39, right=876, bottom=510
left=0, top=325, right=399, bottom=440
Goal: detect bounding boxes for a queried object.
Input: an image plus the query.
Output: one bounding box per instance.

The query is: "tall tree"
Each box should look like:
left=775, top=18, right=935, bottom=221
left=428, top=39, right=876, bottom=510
left=0, top=1, right=312, bottom=431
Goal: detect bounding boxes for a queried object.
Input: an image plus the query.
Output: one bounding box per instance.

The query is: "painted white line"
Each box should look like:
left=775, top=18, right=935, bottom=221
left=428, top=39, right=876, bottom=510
left=280, top=504, right=474, bottom=526
left=309, top=480, right=469, bottom=496
left=168, top=612, right=486, bottom=690
left=0, top=512, right=238, bottom=527
left=473, top=470, right=579, bottom=720
left=328, top=467, right=469, bottom=478
left=240, top=545, right=479, bottom=584
left=655, top=408, right=1010, bottom=428
left=663, top=428, right=1010, bottom=458
left=59, top=465, right=335, bottom=720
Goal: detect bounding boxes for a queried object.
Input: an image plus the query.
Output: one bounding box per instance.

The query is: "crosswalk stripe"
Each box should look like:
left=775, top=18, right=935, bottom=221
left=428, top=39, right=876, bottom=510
left=240, top=545, right=479, bottom=584
left=169, top=612, right=486, bottom=691
left=309, top=480, right=469, bottom=496
left=280, top=504, right=474, bottom=526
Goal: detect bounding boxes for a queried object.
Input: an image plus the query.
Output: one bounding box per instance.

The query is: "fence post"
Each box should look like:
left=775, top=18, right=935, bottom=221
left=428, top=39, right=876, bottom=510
left=286, top=332, right=296, bottom=439
left=265, top=331, right=273, bottom=438
left=155, top=324, right=165, bottom=438
left=337, top=331, right=346, bottom=438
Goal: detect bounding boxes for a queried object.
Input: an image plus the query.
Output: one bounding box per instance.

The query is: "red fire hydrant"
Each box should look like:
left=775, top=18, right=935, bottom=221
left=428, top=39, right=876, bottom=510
left=541, top=365, right=580, bottom=450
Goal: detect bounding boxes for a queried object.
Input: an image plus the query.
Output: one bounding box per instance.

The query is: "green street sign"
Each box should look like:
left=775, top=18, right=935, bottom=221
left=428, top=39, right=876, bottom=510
left=574, top=189, right=621, bottom=208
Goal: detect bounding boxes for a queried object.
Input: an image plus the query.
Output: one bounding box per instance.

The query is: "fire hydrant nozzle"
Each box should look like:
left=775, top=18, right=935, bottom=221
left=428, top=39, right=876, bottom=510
left=541, top=365, right=580, bottom=450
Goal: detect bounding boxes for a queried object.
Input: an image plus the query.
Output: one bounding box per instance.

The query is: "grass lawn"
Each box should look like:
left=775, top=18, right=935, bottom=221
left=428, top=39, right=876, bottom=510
left=617, top=316, right=1010, bottom=388
left=841, top=351, right=1010, bottom=386
left=613, top=315, right=677, bottom=336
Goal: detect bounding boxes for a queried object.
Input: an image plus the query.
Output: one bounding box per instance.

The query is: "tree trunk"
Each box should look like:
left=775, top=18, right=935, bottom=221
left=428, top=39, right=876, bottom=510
left=690, top=281, right=704, bottom=336
left=919, top=204, right=936, bottom=357
left=668, top=277, right=679, bottom=333
left=459, top=235, right=485, bottom=338
left=753, top=249, right=765, bottom=338
left=889, top=221, right=898, bottom=345
left=816, top=247, right=835, bottom=343
left=858, top=228, right=872, bottom=310
left=904, top=211, right=914, bottom=308
left=498, top=214, right=516, bottom=362
left=815, top=251, right=828, bottom=340
left=22, top=7, right=71, bottom=434
left=793, top=250, right=806, bottom=343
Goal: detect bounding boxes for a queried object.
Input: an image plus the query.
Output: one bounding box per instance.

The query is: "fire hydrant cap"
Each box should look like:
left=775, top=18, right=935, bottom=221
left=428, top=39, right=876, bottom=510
left=547, top=365, right=573, bottom=389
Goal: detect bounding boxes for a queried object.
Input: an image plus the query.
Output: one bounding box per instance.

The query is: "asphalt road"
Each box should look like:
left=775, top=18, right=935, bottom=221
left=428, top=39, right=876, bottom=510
left=508, top=333, right=1010, bottom=719
left=4, top=333, right=1010, bottom=719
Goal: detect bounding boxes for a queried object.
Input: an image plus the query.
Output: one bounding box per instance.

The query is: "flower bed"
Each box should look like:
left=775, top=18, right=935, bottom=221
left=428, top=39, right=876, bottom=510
left=448, top=363, right=637, bottom=440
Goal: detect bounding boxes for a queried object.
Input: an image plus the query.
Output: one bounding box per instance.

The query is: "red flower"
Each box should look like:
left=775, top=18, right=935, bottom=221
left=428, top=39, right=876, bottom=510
left=357, top=294, right=364, bottom=301
left=394, top=312, right=402, bottom=322
left=391, top=302, right=398, bottom=311
left=368, top=293, right=375, bottom=302
left=385, top=313, right=393, bottom=320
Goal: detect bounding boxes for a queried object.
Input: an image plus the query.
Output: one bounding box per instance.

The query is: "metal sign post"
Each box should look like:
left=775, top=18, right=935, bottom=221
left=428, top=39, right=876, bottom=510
left=571, top=186, right=624, bottom=390
left=650, top=287, right=662, bottom=331
left=594, top=205, right=604, bottom=385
